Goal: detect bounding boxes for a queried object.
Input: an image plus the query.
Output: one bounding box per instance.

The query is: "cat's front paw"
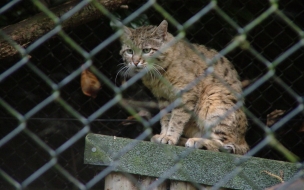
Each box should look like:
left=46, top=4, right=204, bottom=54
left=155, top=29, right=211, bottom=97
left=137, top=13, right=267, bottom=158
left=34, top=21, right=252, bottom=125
left=185, top=138, right=222, bottom=151
left=151, top=134, right=178, bottom=145
left=185, top=138, right=205, bottom=149
left=220, top=144, right=236, bottom=154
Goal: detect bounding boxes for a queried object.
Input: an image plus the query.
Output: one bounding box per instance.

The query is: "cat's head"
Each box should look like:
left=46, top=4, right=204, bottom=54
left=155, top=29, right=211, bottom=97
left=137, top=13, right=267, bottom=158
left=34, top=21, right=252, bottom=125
left=119, top=20, right=169, bottom=77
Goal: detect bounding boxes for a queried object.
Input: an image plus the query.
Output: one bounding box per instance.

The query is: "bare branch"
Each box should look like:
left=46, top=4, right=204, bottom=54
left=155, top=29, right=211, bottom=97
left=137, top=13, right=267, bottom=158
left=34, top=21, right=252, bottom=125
left=0, top=0, right=136, bottom=60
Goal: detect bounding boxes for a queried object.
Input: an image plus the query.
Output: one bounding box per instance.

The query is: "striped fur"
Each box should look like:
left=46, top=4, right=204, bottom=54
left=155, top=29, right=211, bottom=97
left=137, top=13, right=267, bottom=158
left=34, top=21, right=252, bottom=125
left=119, top=20, right=249, bottom=155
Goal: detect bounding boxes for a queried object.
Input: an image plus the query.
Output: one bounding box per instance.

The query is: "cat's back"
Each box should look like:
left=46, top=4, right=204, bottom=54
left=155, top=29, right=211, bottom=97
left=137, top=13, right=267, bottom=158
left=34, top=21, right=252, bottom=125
left=190, top=43, right=243, bottom=93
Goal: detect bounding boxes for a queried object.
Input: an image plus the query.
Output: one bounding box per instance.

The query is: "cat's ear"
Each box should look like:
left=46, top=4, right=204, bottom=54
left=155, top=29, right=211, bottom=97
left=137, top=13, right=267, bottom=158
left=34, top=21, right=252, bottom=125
left=154, top=20, right=168, bottom=40
left=121, top=26, right=134, bottom=44
left=123, top=26, right=133, bottom=36
left=112, top=20, right=133, bottom=38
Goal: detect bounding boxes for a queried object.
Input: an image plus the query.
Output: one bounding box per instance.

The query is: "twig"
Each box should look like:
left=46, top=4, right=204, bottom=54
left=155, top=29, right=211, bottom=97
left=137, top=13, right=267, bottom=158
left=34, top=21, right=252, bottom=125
left=262, top=170, right=284, bottom=183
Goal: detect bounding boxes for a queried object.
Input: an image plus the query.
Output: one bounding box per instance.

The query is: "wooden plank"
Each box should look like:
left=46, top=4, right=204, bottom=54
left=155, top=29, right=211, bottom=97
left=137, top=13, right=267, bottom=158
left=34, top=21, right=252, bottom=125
left=84, top=133, right=300, bottom=189
left=170, top=181, right=196, bottom=190
left=105, top=172, right=137, bottom=190
left=104, top=172, right=167, bottom=190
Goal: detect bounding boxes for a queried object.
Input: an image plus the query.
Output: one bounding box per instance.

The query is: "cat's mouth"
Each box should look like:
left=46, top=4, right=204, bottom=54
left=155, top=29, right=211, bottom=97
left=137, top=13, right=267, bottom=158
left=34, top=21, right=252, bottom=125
left=130, top=62, right=146, bottom=71
left=132, top=62, right=145, bottom=67
left=118, top=61, right=163, bottom=79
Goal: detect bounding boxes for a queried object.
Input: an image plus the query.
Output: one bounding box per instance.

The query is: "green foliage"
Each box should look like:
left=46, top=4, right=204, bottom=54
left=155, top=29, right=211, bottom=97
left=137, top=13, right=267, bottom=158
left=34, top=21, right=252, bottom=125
left=110, top=10, right=150, bottom=30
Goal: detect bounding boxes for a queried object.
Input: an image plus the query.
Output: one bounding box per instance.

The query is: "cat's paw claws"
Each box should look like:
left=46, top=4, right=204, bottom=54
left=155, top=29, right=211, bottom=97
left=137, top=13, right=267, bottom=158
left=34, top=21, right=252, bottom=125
left=185, top=138, right=204, bottom=149
left=151, top=134, right=177, bottom=145
left=220, top=144, right=235, bottom=154
left=162, top=137, right=176, bottom=145
left=185, top=138, right=221, bottom=151
left=151, top=134, right=163, bottom=143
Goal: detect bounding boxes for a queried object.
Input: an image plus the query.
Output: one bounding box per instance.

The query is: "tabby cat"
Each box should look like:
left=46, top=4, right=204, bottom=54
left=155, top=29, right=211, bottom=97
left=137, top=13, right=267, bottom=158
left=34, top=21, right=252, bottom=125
left=119, top=20, right=249, bottom=155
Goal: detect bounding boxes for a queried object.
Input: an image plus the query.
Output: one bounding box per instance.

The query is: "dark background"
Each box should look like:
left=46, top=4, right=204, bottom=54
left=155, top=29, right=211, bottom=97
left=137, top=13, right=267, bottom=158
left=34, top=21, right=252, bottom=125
left=1, top=0, right=304, bottom=189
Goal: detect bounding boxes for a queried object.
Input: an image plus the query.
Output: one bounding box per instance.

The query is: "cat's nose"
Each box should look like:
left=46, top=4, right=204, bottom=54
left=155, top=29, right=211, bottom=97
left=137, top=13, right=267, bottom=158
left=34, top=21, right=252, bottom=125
left=132, top=55, right=141, bottom=66
left=133, top=60, right=140, bottom=66
left=133, top=59, right=142, bottom=66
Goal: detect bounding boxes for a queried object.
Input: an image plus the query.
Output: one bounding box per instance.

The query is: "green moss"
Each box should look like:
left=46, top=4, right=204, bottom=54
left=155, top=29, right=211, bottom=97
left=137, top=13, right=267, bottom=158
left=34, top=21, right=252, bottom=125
left=84, top=134, right=300, bottom=189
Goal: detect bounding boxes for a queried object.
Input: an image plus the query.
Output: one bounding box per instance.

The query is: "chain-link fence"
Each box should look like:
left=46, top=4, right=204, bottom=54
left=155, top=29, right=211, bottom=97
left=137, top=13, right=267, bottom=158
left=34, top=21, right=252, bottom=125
left=1, top=0, right=304, bottom=189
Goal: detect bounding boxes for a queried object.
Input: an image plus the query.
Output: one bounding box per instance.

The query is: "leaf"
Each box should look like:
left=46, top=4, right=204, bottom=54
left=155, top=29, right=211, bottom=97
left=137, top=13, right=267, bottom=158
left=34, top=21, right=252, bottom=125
left=81, top=67, right=101, bottom=98
left=266, top=109, right=286, bottom=126
left=121, top=110, right=152, bottom=126
left=241, top=79, right=251, bottom=88
left=110, top=11, right=150, bottom=30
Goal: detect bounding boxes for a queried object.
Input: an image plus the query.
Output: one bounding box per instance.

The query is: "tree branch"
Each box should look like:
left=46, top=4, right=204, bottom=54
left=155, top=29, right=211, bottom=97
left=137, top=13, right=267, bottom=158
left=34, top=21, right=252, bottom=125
left=0, top=0, right=136, bottom=60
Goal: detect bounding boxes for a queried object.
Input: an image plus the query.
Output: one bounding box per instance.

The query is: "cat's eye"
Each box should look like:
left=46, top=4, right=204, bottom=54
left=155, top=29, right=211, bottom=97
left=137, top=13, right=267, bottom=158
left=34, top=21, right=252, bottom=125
left=142, top=48, right=151, bottom=54
left=126, top=49, right=133, bottom=54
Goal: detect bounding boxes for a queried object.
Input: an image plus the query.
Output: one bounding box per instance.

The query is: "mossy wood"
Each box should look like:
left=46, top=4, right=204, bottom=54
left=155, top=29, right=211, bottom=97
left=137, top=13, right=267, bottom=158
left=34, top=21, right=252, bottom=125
left=84, top=133, right=300, bottom=189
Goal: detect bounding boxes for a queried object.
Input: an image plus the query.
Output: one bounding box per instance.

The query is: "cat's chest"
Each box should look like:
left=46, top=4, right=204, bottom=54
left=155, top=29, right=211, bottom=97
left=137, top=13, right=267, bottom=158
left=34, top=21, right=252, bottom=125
left=142, top=77, right=176, bottom=101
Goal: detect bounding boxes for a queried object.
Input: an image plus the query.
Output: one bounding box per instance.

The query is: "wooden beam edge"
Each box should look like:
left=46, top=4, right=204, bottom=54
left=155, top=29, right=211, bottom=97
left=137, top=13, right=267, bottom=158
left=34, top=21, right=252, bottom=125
left=84, top=133, right=301, bottom=189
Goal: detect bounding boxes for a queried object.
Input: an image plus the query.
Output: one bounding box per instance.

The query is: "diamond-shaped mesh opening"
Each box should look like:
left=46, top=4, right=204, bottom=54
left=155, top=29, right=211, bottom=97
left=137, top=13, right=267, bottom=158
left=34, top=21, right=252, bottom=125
left=0, top=66, right=53, bottom=115
left=0, top=132, right=50, bottom=182
left=248, top=17, right=299, bottom=61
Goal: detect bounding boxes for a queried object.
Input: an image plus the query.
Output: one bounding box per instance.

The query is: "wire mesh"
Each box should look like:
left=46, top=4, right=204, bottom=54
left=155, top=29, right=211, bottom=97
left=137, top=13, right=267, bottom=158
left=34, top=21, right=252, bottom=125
left=1, top=0, right=304, bottom=189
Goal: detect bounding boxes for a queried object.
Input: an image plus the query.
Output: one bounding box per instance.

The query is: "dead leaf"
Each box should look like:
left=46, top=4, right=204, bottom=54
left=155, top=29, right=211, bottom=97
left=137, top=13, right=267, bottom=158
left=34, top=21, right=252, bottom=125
left=241, top=79, right=251, bottom=88
left=266, top=109, right=286, bottom=126
left=121, top=110, right=152, bottom=126
left=81, top=67, right=101, bottom=98
left=122, top=115, right=136, bottom=126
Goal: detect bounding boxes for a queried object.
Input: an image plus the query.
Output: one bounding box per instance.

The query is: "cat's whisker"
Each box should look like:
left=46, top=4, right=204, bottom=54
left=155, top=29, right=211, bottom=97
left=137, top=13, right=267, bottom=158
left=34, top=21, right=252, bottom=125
left=148, top=66, right=156, bottom=80
left=154, top=64, right=166, bottom=72
left=150, top=66, right=158, bottom=80
left=117, top=63, right=125, bottom=67
left=127, top=66, right=136, bottom=79
left=146, top=67, right=153, bottom=80
left=124, top=67, right=132, bottom=80
left=147, top=64, right=162, bottom=80
left=152, top=66, right=162, bottom=79
left=120, top=65, right=131, bottom=82
left=115, top=66, right=128, bottom=85
left=149, top=66, right=157, bottom=79
left=150, top=68, right=156, bottom=80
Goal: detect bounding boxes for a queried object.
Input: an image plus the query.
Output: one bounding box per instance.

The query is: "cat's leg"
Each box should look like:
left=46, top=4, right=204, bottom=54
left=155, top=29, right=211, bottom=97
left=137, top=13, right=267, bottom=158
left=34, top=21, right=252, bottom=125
left=151, top=99, right=171, bottom=143
left=151, top=93, right=196, bottom=145
left=151, top=107, right=192, bottom=145
left=151, top=112, right=170, bottom=142
left=184, top=121, right=234, bottom=152
left=185, top=87, right=248, bottom=154
left=185, top=113, right=240, bottom=153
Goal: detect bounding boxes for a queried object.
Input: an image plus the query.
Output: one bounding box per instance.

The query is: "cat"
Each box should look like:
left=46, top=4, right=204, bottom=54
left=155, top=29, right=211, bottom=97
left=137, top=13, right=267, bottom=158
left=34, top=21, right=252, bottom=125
left=118, top=20, right=249, bottom=155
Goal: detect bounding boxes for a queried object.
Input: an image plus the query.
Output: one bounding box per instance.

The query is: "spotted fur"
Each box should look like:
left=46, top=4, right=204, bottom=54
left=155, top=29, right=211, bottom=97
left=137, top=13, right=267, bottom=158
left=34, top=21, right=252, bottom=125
left=119, top=20, right=249, bottom=155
